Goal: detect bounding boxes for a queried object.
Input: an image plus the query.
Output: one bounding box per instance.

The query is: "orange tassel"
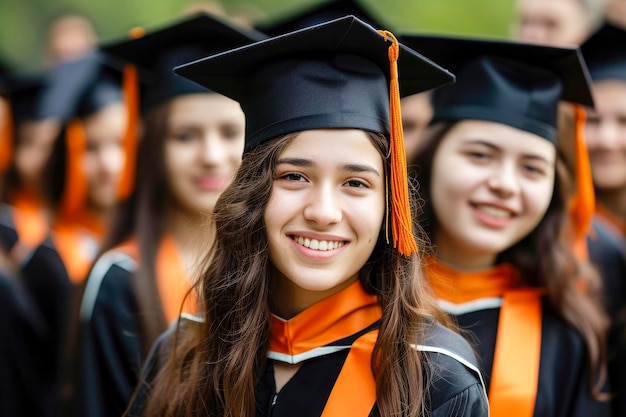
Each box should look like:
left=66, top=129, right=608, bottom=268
left=117, top=64, right=139, bottom=201
left=0, top=99, right=13, bottom=173
left=569, top=104, right=595, bottom=242
left=61, top=120, right=88, bottom=217
left=377, top=30, right=418, bottom=256
left=116, top=26, right=144, bottom=201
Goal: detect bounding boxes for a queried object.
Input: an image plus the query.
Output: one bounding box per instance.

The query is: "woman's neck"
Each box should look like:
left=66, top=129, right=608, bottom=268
left=433, top=236, right=497, bottom=270
left=166, top=208, right=215, bottom=273
left=596, top=187, right=626, bottom=219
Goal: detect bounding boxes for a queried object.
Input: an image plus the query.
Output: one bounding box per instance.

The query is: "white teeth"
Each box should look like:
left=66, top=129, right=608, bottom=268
left=476, top=205, right=512, bottom=219
left=293, top=235, right=345, bottom=251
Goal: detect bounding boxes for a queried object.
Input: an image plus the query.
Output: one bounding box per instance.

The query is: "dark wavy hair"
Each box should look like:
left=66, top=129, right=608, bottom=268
left=410, top=121, right=609, bottom=400
left=138, top=130, right=451, bottom=417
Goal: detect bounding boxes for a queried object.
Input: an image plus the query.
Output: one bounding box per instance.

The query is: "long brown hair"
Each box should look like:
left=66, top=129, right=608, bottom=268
left=140, top=131, right=451, bottom=417
left=101, top=101, right=176, bottom=352
left=411, top=121, right=609, bottom=399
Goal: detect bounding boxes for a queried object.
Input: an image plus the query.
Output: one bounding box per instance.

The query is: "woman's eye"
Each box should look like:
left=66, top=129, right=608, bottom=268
left=172, top=131, right=196, bottom=142
left=522, top=165, right=545, bottom=176
left=345, top=179, right=367, bottom=188
left=465, top=151, right=491, bottom=161
left=282, top=173, right=306, bottom=182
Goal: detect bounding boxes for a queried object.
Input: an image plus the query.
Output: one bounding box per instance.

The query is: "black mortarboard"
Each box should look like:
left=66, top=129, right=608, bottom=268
left=4, top=75, right=45, bottom=125
left=399, top=34, right=594, bottom=143
left=257, top=0, right=390, bottom=37
left=37, top=50, right=124, bottom=123
left=581, top=22, right=626, bottom=82
left=174, top=16, right=455, bottom=256
left=174, top=15, right=454, bottom=153
left=101, top=12, right=266, bottom=109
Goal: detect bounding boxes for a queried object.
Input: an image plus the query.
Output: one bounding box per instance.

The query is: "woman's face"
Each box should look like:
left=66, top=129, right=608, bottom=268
left=429, top=120, right=556, bottom=268
left=13, top=118, right=60, bottom=192
left=402, top=92, right=433, bottom=163
left=164, top=93, right=245, bottom=215
left=82, top=102, right=127, bottom=211
left=264, top=129, right=385, bottom=316
left=585, top=80, right=626, bottom=191
left=513, top=0, right=589, bottom=47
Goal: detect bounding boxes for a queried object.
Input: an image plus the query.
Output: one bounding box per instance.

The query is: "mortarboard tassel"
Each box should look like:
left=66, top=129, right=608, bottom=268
left=117, top=26, right=144, bottom=201
left=377, top=30, right=418, bottom=256
left=0, top=100, right=13, bottom=173
left=569, top=104, right=595, bottom=243
left=60, top=119, right=88, bottom=217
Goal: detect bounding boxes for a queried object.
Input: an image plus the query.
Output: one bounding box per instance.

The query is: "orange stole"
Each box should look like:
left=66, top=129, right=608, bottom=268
left=269, top=281, right=381, bottom=416
left=154, top=235, right=197, bottom=322
left=11, top=190, right=49, bottom=248
left=425, top=258, right=542, bottom=417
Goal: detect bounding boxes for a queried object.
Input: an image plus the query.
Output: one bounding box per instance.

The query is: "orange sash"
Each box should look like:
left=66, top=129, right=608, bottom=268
left=154, top=235, right=197, bottom=322
left=269, top=281, right=381, bottom=416
left=11, top=190, right=49, bottom=248
left=489, top=289, right=543, bottom=417
left=425, top=258, right=542, bottom=417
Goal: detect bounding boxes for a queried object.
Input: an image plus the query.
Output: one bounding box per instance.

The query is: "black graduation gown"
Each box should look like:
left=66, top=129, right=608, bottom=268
left=0, top=203, right=18, bottom=252
left=75, top=250, right=143, bottom=417
left=449, top=298, right=611, bottom=416
left=586, top=219, right=626, bottom=416
left=0, top=269, right=55, bottom=417
left=127, top=316, right=489, bottom=417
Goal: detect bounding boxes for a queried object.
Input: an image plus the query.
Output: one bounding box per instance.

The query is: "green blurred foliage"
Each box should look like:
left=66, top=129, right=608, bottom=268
left=0, top=0, right=516, bottom=72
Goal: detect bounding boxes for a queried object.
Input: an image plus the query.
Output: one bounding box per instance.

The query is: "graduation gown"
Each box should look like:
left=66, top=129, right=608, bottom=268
left=127, top=280, right=489, bottom=417
left=0, top=269, right=55, bottom=417
left=585, top=218, right=626, bottom=416
left=76, top=236, right=194, bottom=417
left=425, top=258, right=612, bottom=417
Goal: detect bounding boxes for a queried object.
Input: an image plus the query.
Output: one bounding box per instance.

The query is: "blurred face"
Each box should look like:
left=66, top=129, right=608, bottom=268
left=164, top=93, right=245, bottom=215
left=82, top=103, right=126, bottom=210
left=14, top=118, right=60, bottom=192
left=402, top=92, right=433, bottom=163
left=514, top=0, right=588, bottom=47
left=264, top=129, right=385, bottom=316
left=586, top=81, right=626, bottom=191
left=430, top=120, right=556, bottom=267
left=47, top=15, right=97, bottom=63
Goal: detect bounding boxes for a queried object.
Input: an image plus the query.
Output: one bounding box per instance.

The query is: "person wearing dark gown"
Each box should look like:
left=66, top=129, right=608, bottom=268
left=126, top=16, right=487, bottom=417
left=401, top=34, right=612, bottom=416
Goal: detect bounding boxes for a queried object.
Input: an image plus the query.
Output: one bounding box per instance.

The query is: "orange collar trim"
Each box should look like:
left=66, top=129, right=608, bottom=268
left=269, top=280, right=381, bottom=359
left=10, top=189, right=49, bottom=248
left=424, top=257, right=521, bottom=304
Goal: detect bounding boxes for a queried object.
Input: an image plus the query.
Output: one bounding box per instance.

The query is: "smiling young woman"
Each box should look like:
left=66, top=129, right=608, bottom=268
left=402, top=34, right=611, bottom=417
left=124, top=16, right=488, bottom=417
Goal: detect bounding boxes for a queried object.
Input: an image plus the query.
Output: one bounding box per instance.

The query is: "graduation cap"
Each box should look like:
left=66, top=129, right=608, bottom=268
left=581, top=22, right=626, bottom=82
left=398, top=34, right=594, bottom=143
left=101, top=12, right=266, bottom=110
left=174, top=15, right=455, bottom=256
left=257, top=0, right=391, bottom=37
left=0, top=75, right=45, bottom=173
left=400, top=33, right=596, bottom=246
left=38, top=51, right=124, bottom=123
